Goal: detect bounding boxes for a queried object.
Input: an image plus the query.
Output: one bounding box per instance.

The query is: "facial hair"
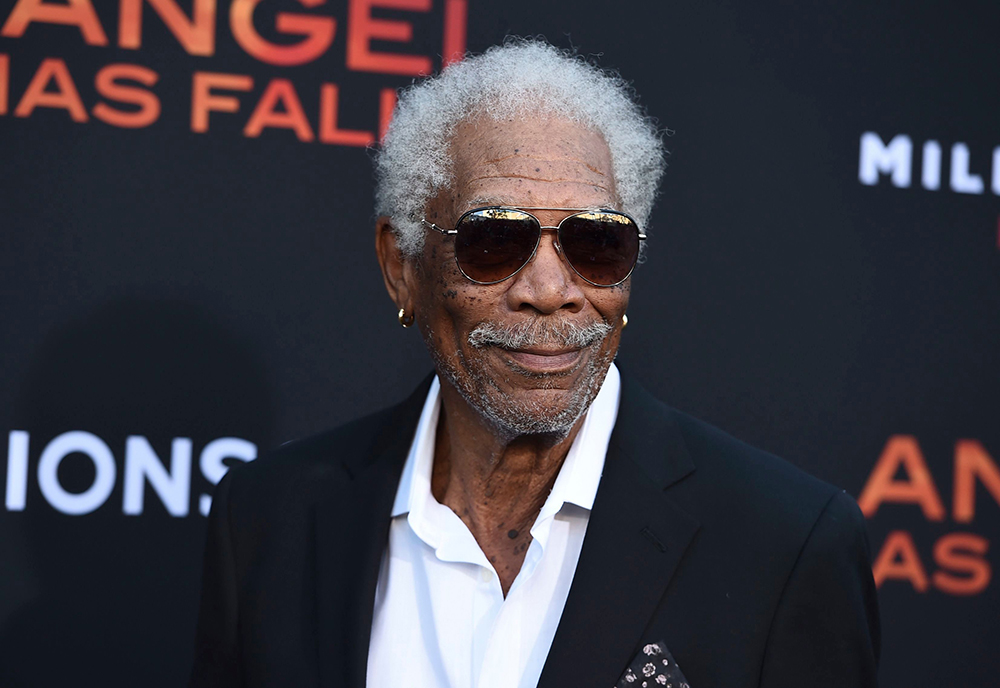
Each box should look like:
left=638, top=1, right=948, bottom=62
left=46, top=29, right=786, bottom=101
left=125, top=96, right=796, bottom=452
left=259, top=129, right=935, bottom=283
left=430, top=317, right=615, bottom=441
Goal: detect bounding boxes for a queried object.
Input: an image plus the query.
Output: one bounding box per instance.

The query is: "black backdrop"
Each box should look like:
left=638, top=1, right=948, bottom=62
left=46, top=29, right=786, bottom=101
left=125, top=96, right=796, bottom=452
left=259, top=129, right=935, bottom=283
left=2, top=1, right=998, bottom=686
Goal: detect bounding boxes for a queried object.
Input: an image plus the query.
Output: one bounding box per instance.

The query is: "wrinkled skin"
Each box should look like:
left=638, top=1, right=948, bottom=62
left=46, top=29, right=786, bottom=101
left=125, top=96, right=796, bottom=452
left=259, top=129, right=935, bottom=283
left=376, top=116, right=631, bottom=594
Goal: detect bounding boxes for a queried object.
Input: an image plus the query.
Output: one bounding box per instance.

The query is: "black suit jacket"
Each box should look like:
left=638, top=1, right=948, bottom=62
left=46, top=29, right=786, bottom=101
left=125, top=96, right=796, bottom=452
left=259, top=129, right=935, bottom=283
left=190, top=374, right=880, bottom=688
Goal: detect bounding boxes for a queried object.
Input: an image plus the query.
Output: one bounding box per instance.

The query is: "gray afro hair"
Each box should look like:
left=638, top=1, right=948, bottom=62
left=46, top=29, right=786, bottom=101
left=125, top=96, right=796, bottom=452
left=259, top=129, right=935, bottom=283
left=374, top=38, right=667, bottom=257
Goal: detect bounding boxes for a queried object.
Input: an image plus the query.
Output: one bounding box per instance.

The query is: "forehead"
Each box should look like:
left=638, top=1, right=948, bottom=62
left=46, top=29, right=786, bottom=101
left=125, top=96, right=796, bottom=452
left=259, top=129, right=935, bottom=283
left=447, top=116, right=617, bottom=212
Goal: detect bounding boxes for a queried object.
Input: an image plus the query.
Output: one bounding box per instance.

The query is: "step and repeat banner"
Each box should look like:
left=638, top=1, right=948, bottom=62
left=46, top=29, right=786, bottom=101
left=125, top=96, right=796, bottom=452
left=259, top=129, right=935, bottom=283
left=1, top=1, right=997, bottom=686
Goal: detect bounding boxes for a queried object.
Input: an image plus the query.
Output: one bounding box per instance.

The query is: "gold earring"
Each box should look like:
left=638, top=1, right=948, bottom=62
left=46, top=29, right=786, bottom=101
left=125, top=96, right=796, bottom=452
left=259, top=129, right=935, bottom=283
left=398, top=308, right=414, bottom=328
left=622, top=313, right=629, bottom=328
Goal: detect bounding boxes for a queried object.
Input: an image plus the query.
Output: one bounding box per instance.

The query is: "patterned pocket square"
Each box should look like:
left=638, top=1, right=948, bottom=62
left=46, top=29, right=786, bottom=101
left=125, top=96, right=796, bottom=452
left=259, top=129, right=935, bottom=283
left=614, top=640, right=690, bottom=688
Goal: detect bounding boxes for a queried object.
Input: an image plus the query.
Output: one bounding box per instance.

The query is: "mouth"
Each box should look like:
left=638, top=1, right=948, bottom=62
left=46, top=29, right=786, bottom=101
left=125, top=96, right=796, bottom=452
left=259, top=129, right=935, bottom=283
left=500, top=346, right=584, bottom=373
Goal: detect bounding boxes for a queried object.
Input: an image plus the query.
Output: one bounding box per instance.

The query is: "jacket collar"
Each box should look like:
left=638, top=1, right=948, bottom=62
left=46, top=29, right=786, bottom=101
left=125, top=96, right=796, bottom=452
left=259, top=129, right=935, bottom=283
left=609, top=372, right=697, bottom=490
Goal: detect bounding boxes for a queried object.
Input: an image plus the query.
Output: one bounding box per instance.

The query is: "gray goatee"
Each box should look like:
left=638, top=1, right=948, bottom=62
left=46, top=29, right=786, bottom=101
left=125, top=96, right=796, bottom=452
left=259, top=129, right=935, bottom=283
left=432, top=317, right=615, bottom=440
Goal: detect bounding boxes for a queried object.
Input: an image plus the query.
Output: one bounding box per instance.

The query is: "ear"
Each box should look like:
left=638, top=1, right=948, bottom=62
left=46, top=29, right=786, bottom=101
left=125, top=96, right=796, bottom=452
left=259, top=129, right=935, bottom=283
left=375, top=216, right=416, bottom=314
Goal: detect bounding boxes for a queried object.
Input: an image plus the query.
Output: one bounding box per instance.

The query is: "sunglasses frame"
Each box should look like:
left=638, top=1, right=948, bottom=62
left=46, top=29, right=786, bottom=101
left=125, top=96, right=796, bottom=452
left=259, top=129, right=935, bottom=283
left=420, top=206, right=646, bottom=287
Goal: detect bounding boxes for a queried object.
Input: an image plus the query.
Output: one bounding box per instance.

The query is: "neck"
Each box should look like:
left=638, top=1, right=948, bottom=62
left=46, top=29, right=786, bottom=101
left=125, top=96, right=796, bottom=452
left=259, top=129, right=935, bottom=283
left=430, top=380, right=586, bottom=595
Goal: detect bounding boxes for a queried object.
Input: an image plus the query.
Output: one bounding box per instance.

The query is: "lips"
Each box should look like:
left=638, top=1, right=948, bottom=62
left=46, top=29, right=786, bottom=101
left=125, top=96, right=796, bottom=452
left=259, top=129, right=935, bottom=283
left=501, top=347, right=584, bottom=373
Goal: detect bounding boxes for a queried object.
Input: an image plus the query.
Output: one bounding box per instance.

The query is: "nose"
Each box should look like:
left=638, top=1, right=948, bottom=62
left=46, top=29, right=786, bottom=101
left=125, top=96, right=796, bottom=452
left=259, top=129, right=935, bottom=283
left=505, top=228, right=587, bottom=315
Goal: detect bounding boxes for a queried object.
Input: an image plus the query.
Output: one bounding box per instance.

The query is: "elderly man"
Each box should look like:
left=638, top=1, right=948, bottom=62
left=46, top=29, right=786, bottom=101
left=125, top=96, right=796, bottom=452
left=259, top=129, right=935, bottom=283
left=190, top=40, right=880, bottom=688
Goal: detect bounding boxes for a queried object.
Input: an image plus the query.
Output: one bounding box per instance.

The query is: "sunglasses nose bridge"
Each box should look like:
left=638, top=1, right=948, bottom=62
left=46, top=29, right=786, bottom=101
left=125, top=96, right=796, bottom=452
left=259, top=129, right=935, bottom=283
left=537, top=225, right=562, bottom=254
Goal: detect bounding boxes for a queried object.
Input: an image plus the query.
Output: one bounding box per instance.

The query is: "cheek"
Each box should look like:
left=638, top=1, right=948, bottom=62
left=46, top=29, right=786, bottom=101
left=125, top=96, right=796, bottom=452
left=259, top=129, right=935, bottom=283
left=413, top=260, right=499, bottom=349
left=434, top=286, right=500, bottom=335
left=589, top=281, right=631, bottom=320
left=413, top=244, right=462, bottom=310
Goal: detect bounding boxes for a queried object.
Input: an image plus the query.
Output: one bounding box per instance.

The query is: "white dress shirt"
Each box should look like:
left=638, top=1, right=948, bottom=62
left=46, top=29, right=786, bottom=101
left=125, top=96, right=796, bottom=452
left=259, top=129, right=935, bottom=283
left=366, top=364, right=621, bottom=688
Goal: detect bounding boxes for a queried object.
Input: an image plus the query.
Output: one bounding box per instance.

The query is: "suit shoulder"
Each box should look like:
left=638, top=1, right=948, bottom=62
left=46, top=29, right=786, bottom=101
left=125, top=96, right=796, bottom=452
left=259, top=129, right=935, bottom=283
left=269, top=405, right=395, bottom=468
left=223, top=405, right=395, bottom=506
left=219, top=375, right=432, bottom=516
left=667, top=406, right=844, bottom=533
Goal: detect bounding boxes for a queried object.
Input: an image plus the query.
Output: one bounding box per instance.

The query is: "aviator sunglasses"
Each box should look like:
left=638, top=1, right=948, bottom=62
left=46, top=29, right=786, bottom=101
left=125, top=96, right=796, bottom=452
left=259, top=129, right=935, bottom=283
left=421, top=206, right=646, bottom=287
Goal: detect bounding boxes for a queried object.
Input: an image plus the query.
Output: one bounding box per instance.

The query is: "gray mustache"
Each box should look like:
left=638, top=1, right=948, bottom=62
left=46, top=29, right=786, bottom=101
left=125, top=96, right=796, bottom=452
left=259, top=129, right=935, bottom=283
left=468, top=319, right=613, bottom=350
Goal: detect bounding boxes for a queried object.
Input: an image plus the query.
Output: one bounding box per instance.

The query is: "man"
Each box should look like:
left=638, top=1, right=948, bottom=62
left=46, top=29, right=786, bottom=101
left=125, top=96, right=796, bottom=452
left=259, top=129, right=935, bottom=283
left=190, top=40, right=880, bottom=688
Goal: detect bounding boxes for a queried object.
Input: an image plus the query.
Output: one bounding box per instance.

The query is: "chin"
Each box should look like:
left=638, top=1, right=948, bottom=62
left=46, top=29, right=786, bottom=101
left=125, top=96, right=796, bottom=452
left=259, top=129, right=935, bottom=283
left=473, top=380, right=600, bottom=441
left=434, top=339, right=614, bottom=440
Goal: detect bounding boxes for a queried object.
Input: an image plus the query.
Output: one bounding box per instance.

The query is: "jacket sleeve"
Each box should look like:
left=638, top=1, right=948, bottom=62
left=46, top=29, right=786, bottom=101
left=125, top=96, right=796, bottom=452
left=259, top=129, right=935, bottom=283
left=189, top=471, right=243, bottom=688
left=758, top=490, right=881, bottom=688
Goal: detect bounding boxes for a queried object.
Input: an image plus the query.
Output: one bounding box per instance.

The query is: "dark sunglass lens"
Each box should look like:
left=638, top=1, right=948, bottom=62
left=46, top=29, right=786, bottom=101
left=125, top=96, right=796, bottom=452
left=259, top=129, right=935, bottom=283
left=454, top=209, right=539, bottom=283
left=558, top=212, right=640, bottom=285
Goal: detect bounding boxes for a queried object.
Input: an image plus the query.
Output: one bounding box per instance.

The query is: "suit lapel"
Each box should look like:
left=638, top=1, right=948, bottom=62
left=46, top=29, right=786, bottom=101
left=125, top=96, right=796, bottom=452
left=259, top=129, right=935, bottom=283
left=314, top=376, right=432, bottom=688
left=537, top=375, right=701, bottom=688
